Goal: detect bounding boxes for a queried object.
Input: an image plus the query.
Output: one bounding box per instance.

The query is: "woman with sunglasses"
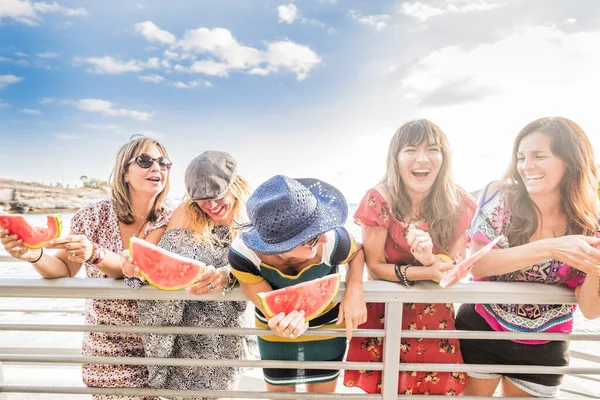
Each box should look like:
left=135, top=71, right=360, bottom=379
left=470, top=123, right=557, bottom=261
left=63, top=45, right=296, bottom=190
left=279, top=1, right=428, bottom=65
left=121, top=151, right=255, bottom=400
left=0, top=136, right=174, bottom=400
left=228, top=175, right=367, bottom=395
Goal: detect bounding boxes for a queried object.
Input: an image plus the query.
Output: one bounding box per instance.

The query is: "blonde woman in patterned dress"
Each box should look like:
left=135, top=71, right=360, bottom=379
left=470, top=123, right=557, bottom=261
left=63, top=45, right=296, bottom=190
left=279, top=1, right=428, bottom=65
left=121, top=151, right=254, bottom=400
left=0, top=136, right=174, bottom=400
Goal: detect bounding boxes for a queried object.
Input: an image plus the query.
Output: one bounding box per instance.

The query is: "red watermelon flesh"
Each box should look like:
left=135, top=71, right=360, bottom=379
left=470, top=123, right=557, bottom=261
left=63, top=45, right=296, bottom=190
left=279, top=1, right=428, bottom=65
left=257, top=273, right=341, bottom=321
left=439, top=236, right=504, bottom=288
left=0, top=214, right=62, bottom=249
left=129, top=236, right=206, bottom=291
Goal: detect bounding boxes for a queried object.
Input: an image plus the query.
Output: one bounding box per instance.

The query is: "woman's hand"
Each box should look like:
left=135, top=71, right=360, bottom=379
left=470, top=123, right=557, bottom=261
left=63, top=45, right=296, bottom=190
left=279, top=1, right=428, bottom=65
left=267, top=310, right=309, bottom=339
left=407, top=225, right=435, bottom=266
left=46, top=235, right=94, bottom=264
left=119, top=250, right=144, bottom=280
left=550, top=235, right=600, bottom=277
left=338, top=283, right=367, bottom=340
left=186, top=265, right=228, bottom=295
left=427, top=258, right=456, bottom=283
left=437, top=253, right=466, bottom=287
left=0, top=229, right=42, bottom=262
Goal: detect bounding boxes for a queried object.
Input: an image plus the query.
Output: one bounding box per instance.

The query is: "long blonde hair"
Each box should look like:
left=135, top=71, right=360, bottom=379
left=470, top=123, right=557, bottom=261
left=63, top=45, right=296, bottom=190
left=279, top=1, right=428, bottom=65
left=110, top=137, right=171, bottom=224
left=382, top=119, right=468, bottom=253
left=184, top=175, right=251, bottom=246
left=502, top=117, right=599, bottom=246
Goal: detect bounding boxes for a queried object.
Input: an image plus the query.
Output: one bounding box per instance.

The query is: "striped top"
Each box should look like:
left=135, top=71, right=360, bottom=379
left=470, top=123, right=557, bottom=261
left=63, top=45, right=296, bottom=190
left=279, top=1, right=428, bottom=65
left=228, top=227, right=357, bottom=361
left=468, top=184, right=589, bottom=344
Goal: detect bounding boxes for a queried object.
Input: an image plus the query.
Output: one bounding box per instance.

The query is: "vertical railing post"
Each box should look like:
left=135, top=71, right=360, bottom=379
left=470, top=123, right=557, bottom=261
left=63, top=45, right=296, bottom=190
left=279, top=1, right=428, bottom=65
left=381, top=301, right=403, bottom=400
left=0, top=361, right=7, bottom=400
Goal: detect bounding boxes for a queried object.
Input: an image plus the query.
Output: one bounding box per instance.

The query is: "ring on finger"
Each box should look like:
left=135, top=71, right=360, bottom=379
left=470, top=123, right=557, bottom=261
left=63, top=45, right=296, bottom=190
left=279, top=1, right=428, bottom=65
left=71, top=250, right=76, bottom=257
left=284, top=327, right=294, bottom=338
left=207, top=282, right=214, bottom=292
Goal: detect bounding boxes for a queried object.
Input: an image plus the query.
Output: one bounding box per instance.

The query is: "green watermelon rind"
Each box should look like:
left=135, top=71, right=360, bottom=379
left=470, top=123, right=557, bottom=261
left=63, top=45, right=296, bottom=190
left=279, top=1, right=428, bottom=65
left=128, top=236, right=206, bottom=291
left=0, top=214, right=62, bottom=249
left=257, top=273, right=341, bottom=321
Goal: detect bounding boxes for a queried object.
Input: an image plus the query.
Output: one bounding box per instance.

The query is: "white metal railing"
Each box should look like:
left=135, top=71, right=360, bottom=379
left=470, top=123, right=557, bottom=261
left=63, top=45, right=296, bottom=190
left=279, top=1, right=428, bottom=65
left=0, top=277, right=599, bottom=399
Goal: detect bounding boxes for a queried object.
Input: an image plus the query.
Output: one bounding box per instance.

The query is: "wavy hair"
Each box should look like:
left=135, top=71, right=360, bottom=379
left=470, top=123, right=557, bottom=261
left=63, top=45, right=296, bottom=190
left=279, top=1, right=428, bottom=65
left=382, top=119, right=468, bottom=253
left=184, top=175, right=251, bottom=246
left=502, top=117, right=599, bottom=246
left=110, top=137, right=171, bottom=225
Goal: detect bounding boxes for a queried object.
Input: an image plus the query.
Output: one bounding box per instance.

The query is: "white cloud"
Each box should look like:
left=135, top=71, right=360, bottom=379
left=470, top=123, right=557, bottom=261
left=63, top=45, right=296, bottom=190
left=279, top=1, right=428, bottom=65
left=36, top=51, right=60, bottom=58
left=400, top=1, right=504, bottom=23
left=348, top=10, right=390, bottom=31
left=134, top=4, right=146, bottom=9
left=263, top=40, right=322, bottom=80
left=39, top=97, right=56, bottom=104
left=71, top=99, right=153, bottom=121
left=134, top=21, right=177, bottom=45
left=278, top=4, right=298, bottom=24
left=138, top=74, right=164, bottom=83
left=170, top=79, right=212, bottom=89
left=0, top=102, right=10, bottom=108
left=184, top=59, right=231, bottom=76
left=54, top=133, right=82, bottom=140
left=0, top=0, right=87, bottom=25
left=21, top=108, right=41, bottom=115
left=0, top=74, right=23, bottom=88
left=77, top=56, right=144, bottom=74
left=14, top=52, right=28, bottom=57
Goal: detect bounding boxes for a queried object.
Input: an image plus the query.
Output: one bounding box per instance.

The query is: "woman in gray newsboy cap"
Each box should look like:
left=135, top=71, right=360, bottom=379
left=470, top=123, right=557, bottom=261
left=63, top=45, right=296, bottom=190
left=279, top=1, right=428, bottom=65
left=122, top=150, right=255, bottom=400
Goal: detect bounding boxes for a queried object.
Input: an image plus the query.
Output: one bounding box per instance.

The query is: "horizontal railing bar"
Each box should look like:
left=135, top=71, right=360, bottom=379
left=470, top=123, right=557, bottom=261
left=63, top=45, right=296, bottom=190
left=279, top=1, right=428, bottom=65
left=1, top=355, right=599, bottom=375
left=0, top=347, right=80, bottom=356
left=560, top=388, right=600, bottom=399
left=0, top=308, right=84, bottom=314
left=0, top=278, right=577, bottom=304
left=570, top=350, right=600, bottom=363
left=1, top=323, right=599, bottom=342
left=571, top=374, right=600, bottom=383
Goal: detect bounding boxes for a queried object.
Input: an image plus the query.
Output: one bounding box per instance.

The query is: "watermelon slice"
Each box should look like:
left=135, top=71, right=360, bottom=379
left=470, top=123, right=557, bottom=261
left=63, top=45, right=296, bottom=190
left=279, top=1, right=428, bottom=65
left=257, top=273, right=341, bottom=321
left=129, top=236, right=206, bottom=291
left=438, top=236, right=504, bottom=288
left=0, top=214, right=62, bottom=249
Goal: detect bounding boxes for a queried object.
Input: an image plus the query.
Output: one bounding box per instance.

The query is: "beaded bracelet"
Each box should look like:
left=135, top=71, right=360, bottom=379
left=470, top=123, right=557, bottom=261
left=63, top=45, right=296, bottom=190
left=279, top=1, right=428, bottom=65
left=394, top=262, right=415, bottom=288
left=28, top=248, right=43, bottom=264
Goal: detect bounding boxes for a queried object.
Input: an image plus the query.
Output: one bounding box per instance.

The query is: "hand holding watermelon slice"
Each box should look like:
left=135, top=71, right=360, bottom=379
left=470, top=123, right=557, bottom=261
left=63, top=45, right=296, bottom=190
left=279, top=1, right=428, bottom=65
left=267, top=309, right=309, bottom=339
left=128, top=237, right=206, bottom=291
left=0, top=214, right=62, bottom=262
left=438, top=236, right=504, bottom=288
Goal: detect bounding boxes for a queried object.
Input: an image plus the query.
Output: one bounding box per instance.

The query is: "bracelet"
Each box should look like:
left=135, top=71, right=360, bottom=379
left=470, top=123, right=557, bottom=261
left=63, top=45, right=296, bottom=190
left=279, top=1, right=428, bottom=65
left=394, top=262, right=415, bottom=288
left=29, top=248, right=43, bottom=263
left=86, top=242, right=98, bottom=264
left=219, top=265, right=237, bottom=295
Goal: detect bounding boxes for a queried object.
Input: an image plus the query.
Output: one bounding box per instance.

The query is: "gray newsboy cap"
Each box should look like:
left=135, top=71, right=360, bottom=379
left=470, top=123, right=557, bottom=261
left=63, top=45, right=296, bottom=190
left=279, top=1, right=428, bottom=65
left=184, top=151, right=238, bottom=201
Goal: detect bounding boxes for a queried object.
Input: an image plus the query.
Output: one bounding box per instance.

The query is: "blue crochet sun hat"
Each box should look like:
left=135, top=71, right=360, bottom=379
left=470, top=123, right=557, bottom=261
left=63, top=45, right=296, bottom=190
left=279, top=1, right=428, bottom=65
left=241, top=175, right=348, bottom=255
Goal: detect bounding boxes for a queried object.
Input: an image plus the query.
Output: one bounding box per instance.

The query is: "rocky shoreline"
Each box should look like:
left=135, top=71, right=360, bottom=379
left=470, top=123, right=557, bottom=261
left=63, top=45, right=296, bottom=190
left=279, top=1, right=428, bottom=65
left=0, top=179, right=108, bottom=214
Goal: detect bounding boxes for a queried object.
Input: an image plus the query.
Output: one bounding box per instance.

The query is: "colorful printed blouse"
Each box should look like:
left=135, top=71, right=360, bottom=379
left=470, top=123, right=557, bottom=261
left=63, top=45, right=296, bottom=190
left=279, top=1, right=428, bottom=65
left=468, top=185, right=589, bottom=344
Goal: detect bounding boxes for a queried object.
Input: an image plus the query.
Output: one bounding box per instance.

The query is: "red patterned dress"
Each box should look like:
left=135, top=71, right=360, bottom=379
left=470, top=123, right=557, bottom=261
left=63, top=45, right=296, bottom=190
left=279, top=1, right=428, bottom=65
left=343, top=188, right=475, bottom=395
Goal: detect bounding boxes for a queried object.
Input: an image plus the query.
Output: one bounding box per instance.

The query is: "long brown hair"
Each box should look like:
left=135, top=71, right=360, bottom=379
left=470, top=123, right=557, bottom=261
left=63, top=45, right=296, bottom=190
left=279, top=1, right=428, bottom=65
left=382, top=119, right=468, bottom=253
left=110, top=137, right=171, bottom=224
left=184, top=175, right=251, bottom=246
left=502, top=117, right=599, bottom=246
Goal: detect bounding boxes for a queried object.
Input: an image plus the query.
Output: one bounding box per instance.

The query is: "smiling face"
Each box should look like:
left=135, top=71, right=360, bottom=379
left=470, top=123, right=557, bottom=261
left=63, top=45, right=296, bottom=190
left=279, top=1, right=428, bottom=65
left=397, top=141, right=443, bottom=197
left=124, top=144, right=169, bottom=198
left=196, top=190, right=236, bottom=225
left=517, top=131, right=566, bottom=196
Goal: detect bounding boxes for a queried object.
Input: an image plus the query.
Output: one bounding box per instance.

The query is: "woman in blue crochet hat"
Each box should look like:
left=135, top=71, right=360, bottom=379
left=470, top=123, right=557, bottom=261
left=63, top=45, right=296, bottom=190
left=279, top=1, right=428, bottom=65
left=228, top=175, right=367, bottom=395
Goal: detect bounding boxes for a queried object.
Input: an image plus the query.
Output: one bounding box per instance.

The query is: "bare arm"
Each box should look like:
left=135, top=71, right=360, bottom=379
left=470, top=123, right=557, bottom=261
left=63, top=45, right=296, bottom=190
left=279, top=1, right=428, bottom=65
left=575, top=275, right=600, bottom=320
left=337, top=244, right=367, bottom=338
left=239, top=280, right=273, bottom=313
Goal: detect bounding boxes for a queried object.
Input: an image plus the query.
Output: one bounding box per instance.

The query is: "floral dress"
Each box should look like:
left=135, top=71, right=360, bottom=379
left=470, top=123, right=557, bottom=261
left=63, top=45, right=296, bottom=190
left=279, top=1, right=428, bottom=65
left=343, top=189, right=474, bottom=395
left=70, top=199, right=173, bottom=400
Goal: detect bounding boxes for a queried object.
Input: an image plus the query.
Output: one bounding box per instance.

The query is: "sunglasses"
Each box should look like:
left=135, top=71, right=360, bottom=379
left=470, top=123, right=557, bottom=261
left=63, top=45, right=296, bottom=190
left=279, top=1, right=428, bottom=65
left=129, top=153, right=172, bottom=171
left=303, top=235, right=321, bottom=250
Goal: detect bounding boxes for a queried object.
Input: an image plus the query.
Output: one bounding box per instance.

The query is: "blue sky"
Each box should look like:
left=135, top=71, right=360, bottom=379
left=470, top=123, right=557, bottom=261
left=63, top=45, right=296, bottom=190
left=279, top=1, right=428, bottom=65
left=1, top=0, right=600, bottom=202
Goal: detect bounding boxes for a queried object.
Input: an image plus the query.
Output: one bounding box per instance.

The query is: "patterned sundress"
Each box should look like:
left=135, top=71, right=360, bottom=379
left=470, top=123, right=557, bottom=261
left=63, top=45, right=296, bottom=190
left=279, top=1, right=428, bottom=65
left=136, top=227, right=255, bottom=400
left=343, top=188, right=475, bottom=395
left=70, top=199, right=173, bottom=400
left=228, top=227, right=357, bottom=386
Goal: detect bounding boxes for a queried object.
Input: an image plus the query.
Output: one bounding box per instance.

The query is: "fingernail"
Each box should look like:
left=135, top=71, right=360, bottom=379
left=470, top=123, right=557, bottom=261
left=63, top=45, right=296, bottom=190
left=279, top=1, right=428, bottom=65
left=453, top=261, right=457, bottom=265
